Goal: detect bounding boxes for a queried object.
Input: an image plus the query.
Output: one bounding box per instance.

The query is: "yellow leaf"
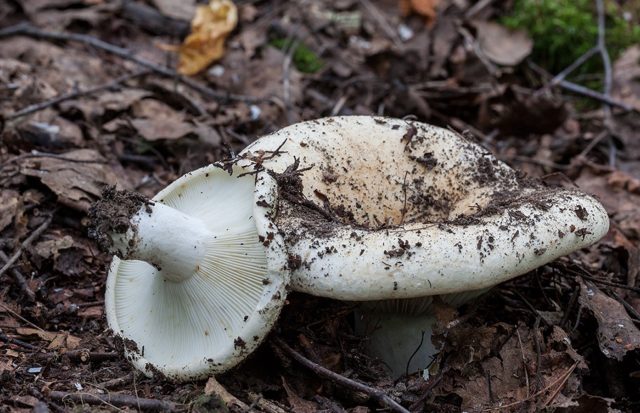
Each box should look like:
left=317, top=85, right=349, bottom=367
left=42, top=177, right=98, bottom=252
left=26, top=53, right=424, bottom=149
left=178, top=0, right=238, bottom=75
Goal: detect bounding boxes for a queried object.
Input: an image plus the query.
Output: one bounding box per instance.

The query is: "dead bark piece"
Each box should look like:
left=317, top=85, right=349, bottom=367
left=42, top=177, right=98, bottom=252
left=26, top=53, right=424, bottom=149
left=579, top=281, right=640, bottom=360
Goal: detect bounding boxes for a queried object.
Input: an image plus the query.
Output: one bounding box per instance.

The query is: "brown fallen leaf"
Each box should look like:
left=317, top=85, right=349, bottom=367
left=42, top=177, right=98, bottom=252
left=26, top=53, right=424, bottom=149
left=20, top=149, right=119, bottom=211
left=48, top=332, right=81, bottom=350
left=281, top=377, right=318, bottom=413
left=78, top=306, right=103, bottom=319
left=34, top=235, right=74, bottom=260
left=576, top=168, right=640, bottom=239
left=436, top=322, right=586, bottom=411
left=612, top=45, right=640, bottom=112
left=473, top=20, right=533, bottom=66
left=579, top=281, right=640, bottom=361
left=0, top=359, right=15, bottom=374
left=0, top=190, right=20, bottom=232
left=16, top=327, right=57, bottom=341
left=152, top=0, right=197, bottom=21
left=176, top=0, right=238, bottom=75
left=130, top=99, right=195, bottom=141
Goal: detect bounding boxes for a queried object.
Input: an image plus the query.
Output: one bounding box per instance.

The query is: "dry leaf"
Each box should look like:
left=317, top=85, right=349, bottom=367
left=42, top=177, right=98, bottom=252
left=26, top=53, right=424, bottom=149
left=612, top=45, right=640, bottom=112
left=0, top=360, right=14, bottom=374
left=0, top=190, right=19, bottom=232
left=473, top=20, right=533, bottom=66
left=48, top=332, right=81, bottom=350
left=20, top=149, right=118, bottom=212
left=35, top=235, right=74, bottom=260
left=130, top=99, right=195, bottom=140
left=16, top=327, right=57, bottom=341
left=281, top=377, right=318, bottom=413
left=579, top=281, right=640, bottom=360
left=152, top=0, right=197, bottom=21
left=177, top=0, right=238, bottom=75
left=400, top=0, right=439, bottom=24
left=78, top=306, right=103, bottom=318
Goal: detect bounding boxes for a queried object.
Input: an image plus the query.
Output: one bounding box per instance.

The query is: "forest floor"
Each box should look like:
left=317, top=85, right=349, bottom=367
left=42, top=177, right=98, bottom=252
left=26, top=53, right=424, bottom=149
left=0, top=0, right=639, bottom=412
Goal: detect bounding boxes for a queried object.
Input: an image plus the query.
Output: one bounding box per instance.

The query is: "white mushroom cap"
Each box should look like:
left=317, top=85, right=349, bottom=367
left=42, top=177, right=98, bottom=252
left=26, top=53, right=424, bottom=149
left=103, top=164, right=288, bottom=380
left=96, top=116, right=609, bottom=380
left=240, top=116, right=610, bottom=301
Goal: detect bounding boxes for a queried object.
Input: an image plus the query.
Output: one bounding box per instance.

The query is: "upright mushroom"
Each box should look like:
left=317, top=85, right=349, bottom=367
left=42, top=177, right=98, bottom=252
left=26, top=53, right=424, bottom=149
left=92, top=116, right=609, bottom=380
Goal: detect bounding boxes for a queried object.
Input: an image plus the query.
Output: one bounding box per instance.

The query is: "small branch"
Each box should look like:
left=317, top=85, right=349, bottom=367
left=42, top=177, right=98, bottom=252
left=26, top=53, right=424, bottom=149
left=550, top=47, right=599, bottom=86
left=595, top=0, right=616, bottom=167
left=49, top=390, right=177, bottom=411
left=0, top=214, right=53, bottom=282
left=0, top=23, right=263, bottom=104
left=98, top=372, right=134, bottom=390
left=41, top=350, right=119, bottom=362
left=273, top=337, right=410, bottom=413
left=358, top=0, right=403, bottom=48
left=6, top=70, right=150, bottom=120
left=0, top=301, right=45, bottom=332
left=247, top=393, right=289, bottom=413
left=4, top=150, right=108, bottom=166
left=557, top=80, right=633, bottom=111
left=0, top=250, right=36, bottom=301
left=0, top=331, right=37, bottom=350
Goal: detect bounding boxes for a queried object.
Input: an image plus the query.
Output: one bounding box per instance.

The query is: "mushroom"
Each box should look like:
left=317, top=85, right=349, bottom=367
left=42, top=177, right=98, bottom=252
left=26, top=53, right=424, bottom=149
left=92, top=116, right=609, bottom=380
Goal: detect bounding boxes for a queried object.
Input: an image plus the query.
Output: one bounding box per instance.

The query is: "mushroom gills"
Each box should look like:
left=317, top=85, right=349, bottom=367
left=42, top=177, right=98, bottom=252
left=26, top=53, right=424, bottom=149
left=97, top=164, right=289, bottom=379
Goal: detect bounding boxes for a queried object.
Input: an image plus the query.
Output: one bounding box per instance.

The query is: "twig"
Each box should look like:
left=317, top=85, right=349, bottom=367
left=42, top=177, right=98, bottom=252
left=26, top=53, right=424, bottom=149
left=3, top=150, right=108, bottom=166
left=36, top=350, right=118, bottom=362
left=0, top=331, right=37, bottom=350
left=6, top=70, right=150, bottom=120
left=608, top=290, right=640, bottom=323
left=532, top=317, right=543, bottom=391
left=247, top=393, right=288, bottom=413
left=575, top=130, right=608, bottom=160
left=0, top=214, right=53, bottom=282
left=273, top=337, right=410, bottom=413
left=409, top=373, right=443, bottom=410
left=49, top=391, right=177, bottom=411
left=515, top=328, right=531, bottom=398
left=464, top=0, right=496, bottom=20
left=595, top=0, right=616, bottom=167
left=281, top=35, right=298, bottom=125
left=98, top=372, right=134, bottom=390
left=557, top=80, right=632, bottom=111
left=358, top=0, right=402, bottom=48
left=0, top=250, right=36, bottom=301
left=482, top=362, right=578, bottom=411
left=549, top=47, right=599, bottom=86
left=528, top=60, right=633, bottom=111
left=0, top=301, right=45, bottom=332
left=0, top=23, right=263, bottom=104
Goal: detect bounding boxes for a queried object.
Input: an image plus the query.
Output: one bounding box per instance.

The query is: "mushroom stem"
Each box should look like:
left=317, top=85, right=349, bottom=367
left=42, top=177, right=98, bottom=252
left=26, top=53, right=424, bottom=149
left=355, top=311, right=438, bottom=379
left=111, top=202, right=211, bottom=283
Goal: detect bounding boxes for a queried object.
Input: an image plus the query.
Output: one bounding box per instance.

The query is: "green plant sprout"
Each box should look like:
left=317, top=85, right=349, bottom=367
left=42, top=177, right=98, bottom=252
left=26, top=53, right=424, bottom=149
left=270, top=38, right=324, bottom=74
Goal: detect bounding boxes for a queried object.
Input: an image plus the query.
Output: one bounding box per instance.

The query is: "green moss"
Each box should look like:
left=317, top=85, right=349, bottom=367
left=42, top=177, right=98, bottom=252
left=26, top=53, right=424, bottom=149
left=501, top=0, right=640, bottom=75
left=270, top=38, right=324, bottom=74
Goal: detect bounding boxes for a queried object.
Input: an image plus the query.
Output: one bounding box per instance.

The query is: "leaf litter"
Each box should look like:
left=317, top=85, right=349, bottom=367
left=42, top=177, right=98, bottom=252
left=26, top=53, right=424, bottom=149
left=0, top=0, right=639, bottom=412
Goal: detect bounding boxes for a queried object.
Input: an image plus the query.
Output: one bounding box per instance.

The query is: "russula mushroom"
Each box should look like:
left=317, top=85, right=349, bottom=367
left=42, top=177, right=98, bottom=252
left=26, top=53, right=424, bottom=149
left=91, top=116, right=609, bottom=380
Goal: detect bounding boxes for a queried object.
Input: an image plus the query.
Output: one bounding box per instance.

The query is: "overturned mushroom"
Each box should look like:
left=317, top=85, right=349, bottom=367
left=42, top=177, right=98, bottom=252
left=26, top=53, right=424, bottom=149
left=91, top=116, right=609, bottom=380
